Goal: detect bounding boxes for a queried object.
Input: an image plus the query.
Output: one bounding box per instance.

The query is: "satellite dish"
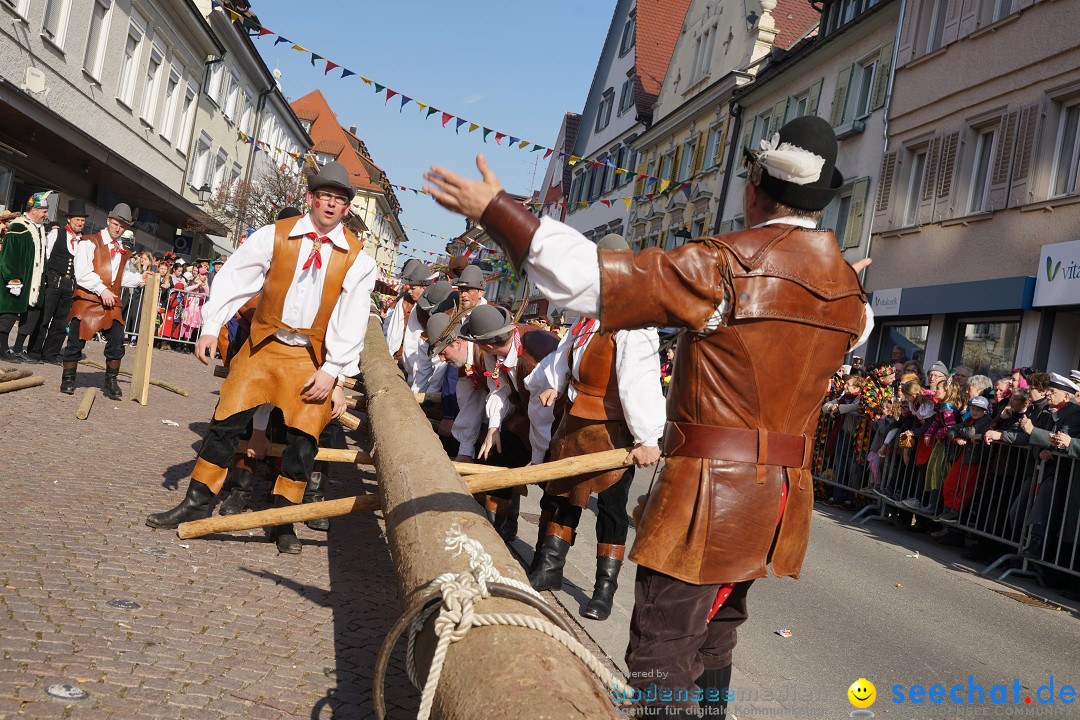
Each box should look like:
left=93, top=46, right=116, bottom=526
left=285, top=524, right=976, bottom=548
left=273, top=68, right=282, bottom=79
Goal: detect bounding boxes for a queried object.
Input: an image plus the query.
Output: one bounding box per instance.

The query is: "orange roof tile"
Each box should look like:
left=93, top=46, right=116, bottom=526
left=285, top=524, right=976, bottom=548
left=634, top=0, right=693, bottom=115
left=773, top=0, right=820, bottom=51
left=290, top=89, right=383, bottom=194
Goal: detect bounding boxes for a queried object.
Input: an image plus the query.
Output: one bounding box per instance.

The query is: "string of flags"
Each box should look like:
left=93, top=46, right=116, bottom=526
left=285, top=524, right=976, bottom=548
left=213, top=1, right=679, bottom=186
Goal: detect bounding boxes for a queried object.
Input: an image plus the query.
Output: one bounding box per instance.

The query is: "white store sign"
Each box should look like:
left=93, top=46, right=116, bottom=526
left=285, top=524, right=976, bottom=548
left=871, top=288, right=902, bottom=316
left=1033, top=239, right=1080, bottom=307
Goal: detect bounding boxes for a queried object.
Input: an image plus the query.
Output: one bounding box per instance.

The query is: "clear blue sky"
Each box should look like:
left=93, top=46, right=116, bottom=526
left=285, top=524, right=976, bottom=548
left=247, top=0, right=616, bottom=267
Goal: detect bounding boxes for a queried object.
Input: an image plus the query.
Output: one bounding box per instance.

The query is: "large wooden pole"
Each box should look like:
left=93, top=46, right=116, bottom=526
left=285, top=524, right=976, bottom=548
left=361, top=316, right=617, bottom=718
left=129, top=272, right=160, bottom=405
left=0, top=375, right=45, bottom=393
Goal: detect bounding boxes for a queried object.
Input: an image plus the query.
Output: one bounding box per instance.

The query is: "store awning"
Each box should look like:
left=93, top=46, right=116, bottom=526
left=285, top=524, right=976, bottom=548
left=868, top=275, right=1036, bottom=317
left=206, top=234, right=234, bottom=258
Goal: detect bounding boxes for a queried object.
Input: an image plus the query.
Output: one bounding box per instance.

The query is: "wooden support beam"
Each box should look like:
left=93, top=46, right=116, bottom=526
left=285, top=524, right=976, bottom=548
left=79, top=359, right=188, bottom=396
left=76, top=388, right=97, bottom=420
left=129, top=271, right=160, bottom=405
left=0, top=375, right=45, bottom=394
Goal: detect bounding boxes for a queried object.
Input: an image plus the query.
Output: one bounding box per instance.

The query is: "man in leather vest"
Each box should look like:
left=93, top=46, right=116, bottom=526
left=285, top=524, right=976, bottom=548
left=525, top=233, right=666, bottom=622
left=58, top=203, right=146, bottom=399
left=459, top=303, right=560, bottom=544
left=146, top=162, right=376, bottom=555
left=424, top=116, right=873, bottom=715
left=32, top=199, right=88, bottom=364
left=383, top=260, right=434, bottom=389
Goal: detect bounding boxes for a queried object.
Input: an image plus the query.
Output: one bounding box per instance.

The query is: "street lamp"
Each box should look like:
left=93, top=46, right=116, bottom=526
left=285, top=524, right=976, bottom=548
left=197, top=184, right=211, bottom=203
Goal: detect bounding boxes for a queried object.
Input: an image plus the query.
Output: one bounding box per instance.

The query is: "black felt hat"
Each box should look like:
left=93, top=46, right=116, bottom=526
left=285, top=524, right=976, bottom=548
left=65, top=199, right=88, bottom=218
left=744, top=115, right=843, bottom=211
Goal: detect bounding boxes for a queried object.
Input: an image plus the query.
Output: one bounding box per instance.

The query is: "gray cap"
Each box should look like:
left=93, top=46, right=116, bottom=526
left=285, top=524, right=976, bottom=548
left=108, top=203, right=134, bottom=224
left=459, top=304, right=514, bottom=343
left=455, top=264, right=486, bottom=290
left=307, top=161, right=356, bottom=201
left=426, top=313, right=461, bottom=357
left=417, top=280, right=457, bottom=313
left=401, top=261, right=434, bottom=287
left=929, top=361, right=948, bottom=377
left=969, top=395, right=991, bottom=411
left=597, top=233, right=629, bottom=251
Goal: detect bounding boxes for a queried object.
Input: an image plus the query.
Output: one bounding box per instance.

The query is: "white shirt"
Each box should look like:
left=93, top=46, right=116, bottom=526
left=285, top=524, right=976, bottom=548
left=382, top=295, right=412, bottom=357
left=383, top=299, right=445, bottom=392
left=482, top=329, right=555, bottom=464
left=74, top=228, right=144, bottom=296
left=451, top=341, right=486, bottom=458
left=523, top=216, right=874, bottom=349
left=527, top=321, right=666, bottom=447
left=199, top=214, right=377, bottom=378
left=46, top=225, right=82, bottom=259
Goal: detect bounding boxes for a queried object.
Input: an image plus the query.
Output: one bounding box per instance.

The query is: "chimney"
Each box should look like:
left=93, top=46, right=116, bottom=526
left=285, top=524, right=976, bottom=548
left=349, top=125, right=357, bottom=135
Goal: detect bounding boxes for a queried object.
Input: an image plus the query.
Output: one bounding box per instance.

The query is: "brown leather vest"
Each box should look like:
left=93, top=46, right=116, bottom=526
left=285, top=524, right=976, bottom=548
left=600, top=224, right=868, bottom=584
left=248, top=219, right=362, bottom=364
left=568, top=331, right=622, bottom=422
left=69, top=233, right=128, bottom=339
left=501, top=323, right=559, bottom=443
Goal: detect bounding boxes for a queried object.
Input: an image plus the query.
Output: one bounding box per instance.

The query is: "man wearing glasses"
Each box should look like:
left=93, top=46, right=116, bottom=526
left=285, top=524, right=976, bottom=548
left=58, top=202, right=147, bottom=399
left=424, top=116, right=873, bottom=716
left=146, top=162, right=376, bottom=555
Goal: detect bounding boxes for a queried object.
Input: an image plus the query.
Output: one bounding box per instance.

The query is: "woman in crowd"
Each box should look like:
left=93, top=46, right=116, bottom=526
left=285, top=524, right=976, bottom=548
left=178, top=269, right=208, bottom=344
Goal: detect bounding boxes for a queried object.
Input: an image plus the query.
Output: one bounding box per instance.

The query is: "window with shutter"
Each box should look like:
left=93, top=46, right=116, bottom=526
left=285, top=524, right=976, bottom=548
left=902, top=148, right=927, bottom=227
left=918, top=137, right=941, bottom=224
left=807, top=79, right=823, bottom=117
left=41, top=0, right=65, bottom=42
left=870, top=42, right=893, bottom=111
left=830, top=66, right=853, bottom=127
left=987, top=110, right=1019, bottom=210
left=1009, top=101, right=1042, bottom=206
left=940, top=0, right=963, bottom=46
left=83, top=0, right=112, bottom=78
left=669, top=147, right=682, bottom=183
left=874, top=151, right=898, bottom=224
left=846, top=177, right=870, bottom=249
left=692, top=132, right=707, bottom=177
left=716, top=115, right=731, bottom=168
left=769, top=99, right=788, bottom=135
left=965, top=127, right=997, bottom=213
left=936, top=131, right=962, bottom=203
left=633, top=160, right=646, bottom=196
left=1050, top=101, right=1080, bottom=199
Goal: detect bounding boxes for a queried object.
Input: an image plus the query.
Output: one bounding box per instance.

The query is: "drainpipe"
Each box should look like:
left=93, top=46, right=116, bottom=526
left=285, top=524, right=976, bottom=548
left=711, top=99, right=744, bottom=235
left=859, top=0, right=906, bottom=280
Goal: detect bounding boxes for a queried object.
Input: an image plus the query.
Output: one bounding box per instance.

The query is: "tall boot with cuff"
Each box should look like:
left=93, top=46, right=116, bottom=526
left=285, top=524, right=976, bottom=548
left=581, top=543, right=624, bottom=621
left=59, top=361, right=77, bottom=395
left=146, top=480, right=214, bottom=529
left=102, top=358, right=122, bottom=400
left=217, top=466, right=255, bottom=516
left=527, top=523, right=573, bottom=591
left=303, top=471, right=329, bottom=531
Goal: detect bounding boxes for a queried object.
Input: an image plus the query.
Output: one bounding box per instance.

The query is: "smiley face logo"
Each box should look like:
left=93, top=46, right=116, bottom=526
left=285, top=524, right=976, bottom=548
left=848, top=678, right=876, bottom=709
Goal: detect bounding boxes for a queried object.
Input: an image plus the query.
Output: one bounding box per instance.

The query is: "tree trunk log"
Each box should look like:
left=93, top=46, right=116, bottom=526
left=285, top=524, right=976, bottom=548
left=76, top=388, right=97, bottom=420
left=0, top=375, right=45, bottom=394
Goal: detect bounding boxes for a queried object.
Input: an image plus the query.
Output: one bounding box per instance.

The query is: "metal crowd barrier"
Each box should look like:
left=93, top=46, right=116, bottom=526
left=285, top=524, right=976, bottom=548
left=811, top=414, right=1080, bottom=587
left=110, top=286, right=205, bottom=348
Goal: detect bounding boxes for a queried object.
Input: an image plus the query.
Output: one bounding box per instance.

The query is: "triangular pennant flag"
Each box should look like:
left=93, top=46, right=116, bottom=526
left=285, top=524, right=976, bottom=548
left=644, top=177, right=657, bottom=190
left=426, top=107, right=439, bottom=119
left=340, top=68, right=356, bottom=79
left=310, top=53, right=323, bottom=67
left=441, top=112, right=453, bottom=127
left=568, top=156, right=581, bottom=166
left=360, top=76, right=372, bottom=85
left=324, top=60, right=338, bottom=75
left=622, top=197, right=633, bottom=210
left=455, top=118, right=466, bottom=134
left=416, top=101, right=427, bottom=111
left=600, top=200, right=612, bottom=208
left=494, top=132, right=506, bottom=144
left=482, top=128, right=492, bottom=142
left=531, top=144, right=544, bottom=152
left=508, top=136, right=519, bottom=146
left=615, top=168, right=628, bottom=175
left=400, top=95, right=412, bottom=111
left=659, top=180, right=671, bottom=193
left=681, top=183, right=692, bottom=199
left=519, top=140, right=530, bottom=150
left=385, top=89, right=399, bottom=104
left=257, top=27, right=274, bottom=37
left=373, top=82, right=385, bottom=93
left=274, top=36, right=290, bottom=46
left=225, top=8, right=241, bottom=22
left=543, top=148, right=553, bottom=159
left=578, top=201, right=588, bottom=209
left=290, top=44, right=307, bottom=52
left=469, top=123, right=480, bottom=133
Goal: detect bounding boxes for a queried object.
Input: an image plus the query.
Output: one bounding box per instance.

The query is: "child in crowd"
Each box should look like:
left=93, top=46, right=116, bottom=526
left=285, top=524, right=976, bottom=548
left=991, top=389, right=1030, bottom=434
left=904, top=380, right=965, bottom=515
left=823, top=374, right=865, bottom=508
left=936, top=395, right=994, bottom=523
left=867, top=396, right=902, bottom=491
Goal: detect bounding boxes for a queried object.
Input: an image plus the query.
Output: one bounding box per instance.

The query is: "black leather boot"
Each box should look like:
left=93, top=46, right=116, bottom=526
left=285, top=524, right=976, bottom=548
left=145, top=480, right=214, bottom=529
left=217, top=467, right=255, bottom=516
left=267, top=497, right=302, bottom=554
left=695, top=664, right=732, bottom=717
left=303, top=471, right=329, bottom=531
left=493, top=494, right=520, bottom=543
left=102, top=359, right=122, bottom=400
left=59, top=361, right=77, bottom=395
left=528, top=509, right=554, bottom=573
left=527, top=524, right=572, bottom=591
left=581, top=544, right=624, bottom=621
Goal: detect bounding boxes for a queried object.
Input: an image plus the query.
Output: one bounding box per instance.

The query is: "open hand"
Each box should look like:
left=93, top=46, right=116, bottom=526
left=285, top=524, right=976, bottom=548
left=478, top=427, right=501, bottom=460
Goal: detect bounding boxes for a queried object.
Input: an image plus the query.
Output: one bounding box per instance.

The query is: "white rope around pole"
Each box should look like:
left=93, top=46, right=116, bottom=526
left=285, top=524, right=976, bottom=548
left=404, top=524, right=633, bottom=720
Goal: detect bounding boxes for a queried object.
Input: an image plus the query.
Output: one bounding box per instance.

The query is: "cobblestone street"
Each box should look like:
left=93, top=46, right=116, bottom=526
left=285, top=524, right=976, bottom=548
left=0, top=343, right=418, bottom=719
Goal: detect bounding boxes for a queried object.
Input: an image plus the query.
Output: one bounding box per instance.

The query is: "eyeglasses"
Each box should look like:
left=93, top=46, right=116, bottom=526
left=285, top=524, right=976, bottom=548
left=313, top=191, right=350, bottom=206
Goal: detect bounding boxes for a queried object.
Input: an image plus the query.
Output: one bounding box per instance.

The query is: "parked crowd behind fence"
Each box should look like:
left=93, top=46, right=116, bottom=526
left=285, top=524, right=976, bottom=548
left=811, top=360, right=1080, bottom=599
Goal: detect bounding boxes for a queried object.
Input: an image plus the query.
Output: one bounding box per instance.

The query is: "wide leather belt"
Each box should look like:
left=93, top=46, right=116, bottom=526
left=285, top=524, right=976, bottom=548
left=662, top=420, right=809, bottom=467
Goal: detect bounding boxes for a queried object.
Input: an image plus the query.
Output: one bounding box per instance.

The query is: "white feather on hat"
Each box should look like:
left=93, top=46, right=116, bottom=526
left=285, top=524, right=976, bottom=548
left=756, top=133, right=826, bottom=186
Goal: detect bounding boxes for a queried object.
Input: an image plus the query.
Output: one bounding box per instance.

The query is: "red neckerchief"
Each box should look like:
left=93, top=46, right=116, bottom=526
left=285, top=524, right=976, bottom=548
left=303, top=232, right=331, bottom=271
left=571, top=317, right=597, bottom=349
left=463, top=364, right=481, bottom=390
left=65, top=225, right=81, bottom=251
left=484, top=329, right=519, bottom=388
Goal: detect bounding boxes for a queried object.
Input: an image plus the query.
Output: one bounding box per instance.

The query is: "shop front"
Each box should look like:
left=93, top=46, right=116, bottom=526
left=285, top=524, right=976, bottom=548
left=1032, top=239, right=1080, bottom=373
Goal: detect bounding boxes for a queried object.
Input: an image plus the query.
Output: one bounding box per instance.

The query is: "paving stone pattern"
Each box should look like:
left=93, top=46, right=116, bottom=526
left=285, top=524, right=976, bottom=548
left=0, top=344, right=419, bottom=719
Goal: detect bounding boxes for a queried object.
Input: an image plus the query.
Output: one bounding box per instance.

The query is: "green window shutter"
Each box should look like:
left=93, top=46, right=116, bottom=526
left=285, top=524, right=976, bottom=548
left=769, top=99, right=789, bottom=135
left=830, top=65, right=853, bottom=127
left=845, top=177, right=870, bottom=249
left=871, top=42, right=893, bottom=111
left=807, top=79, right=823, bottom=117
left=691, top=133, right=707, bottom=177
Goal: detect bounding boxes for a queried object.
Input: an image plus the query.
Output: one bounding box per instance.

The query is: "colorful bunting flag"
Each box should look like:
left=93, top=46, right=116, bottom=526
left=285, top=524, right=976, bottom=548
left=426, top=107, right=439, bottom=119
left=482, top=128, right=492, bottom=143
left=341, top=68, right=356, bottom=79
left=310, top=53, right=323, bottom=67
left=386, top=89, right=399, bottom=104
left=373, top=83, right=385, bottom=93
left=519, top=140, right=530, bottom=150
left=273, top=36, right=290, bottom=46
left=400, top=95, right=412, bottom=111
left=290, top=44, right=307, bottom=52
left=495, top=132, right=506, bottom=144
left=441, top=112, right=453, bottom=127
left=469, top=123, right=479, bottom=133
left=455, top=118, right=466, bottom=134
left=324, top=60, right=338, bottom=75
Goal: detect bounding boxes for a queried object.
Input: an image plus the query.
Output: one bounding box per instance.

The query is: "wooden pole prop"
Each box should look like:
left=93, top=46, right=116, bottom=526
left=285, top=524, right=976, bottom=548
left=232, top=440, right=495, bottom=475
left=129, top=271, right=160, bottom=405
left=338, top=412, right=364, bottom=433
left=178, top=448, right=628, bottom=538
left=0, top=375, right=45, bottom=394
left=179, top=316, right=624, bottom=718
left=76, top=388, right=97, bottom=420
left=0, top=368, right=32, bottom=383
left=80, top=359, right=188, bottom=396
